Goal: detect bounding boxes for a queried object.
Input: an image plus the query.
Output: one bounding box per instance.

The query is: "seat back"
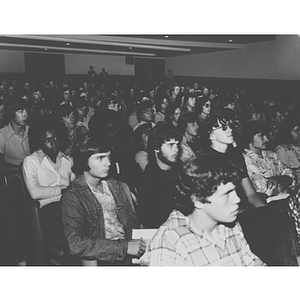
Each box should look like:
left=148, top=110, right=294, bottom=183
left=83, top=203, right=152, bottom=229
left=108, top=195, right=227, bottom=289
left=238, top=199, right=299, bottom=266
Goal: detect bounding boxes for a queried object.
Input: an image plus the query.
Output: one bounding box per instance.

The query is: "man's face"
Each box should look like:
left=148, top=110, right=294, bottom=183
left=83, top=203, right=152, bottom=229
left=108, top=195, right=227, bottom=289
left=194, top=83, right=199, bottom=90
left=203, top=88, right=209, bottom=96
left=63, top=90, right=71, bottom=101
left=187, top=97, right=196, bottom=108
left=13, top=108, right=28, bottom=126
left=202, top=100, right=211, bottom=115
left=87, top=151, right=111, bottom=179
left=33, top=91, right=42, bottom=101
left=62, top=112, right=76, bottom=129
left=251, top=132, right=268, bottom=150
left=157, top=138, right=179, bottom=166
left=202, top=182, right=240, bottom=224
left=42, top=130, right=59, bottom=158
left=141, top=108, right=154, bottom=122
left=211, top=120, right=234, bottom=145
left=186, top=121, right=199, bottom=137
left=172, top=108, right=181, bottom=122
left=173, top=86, right=180, bottom=95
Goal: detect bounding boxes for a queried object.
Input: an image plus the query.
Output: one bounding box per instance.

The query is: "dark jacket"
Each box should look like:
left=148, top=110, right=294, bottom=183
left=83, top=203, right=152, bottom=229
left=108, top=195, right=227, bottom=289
left=61, top=175, right=140, bottom=264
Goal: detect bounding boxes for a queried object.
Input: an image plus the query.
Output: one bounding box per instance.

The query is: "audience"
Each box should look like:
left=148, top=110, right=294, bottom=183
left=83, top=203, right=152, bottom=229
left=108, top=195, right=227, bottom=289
left=1, top=73, right=300, bottom=266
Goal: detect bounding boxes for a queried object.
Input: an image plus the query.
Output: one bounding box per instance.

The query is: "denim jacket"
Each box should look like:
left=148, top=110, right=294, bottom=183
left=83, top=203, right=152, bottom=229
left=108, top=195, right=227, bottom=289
left=61, top=175, right=140, bottom=263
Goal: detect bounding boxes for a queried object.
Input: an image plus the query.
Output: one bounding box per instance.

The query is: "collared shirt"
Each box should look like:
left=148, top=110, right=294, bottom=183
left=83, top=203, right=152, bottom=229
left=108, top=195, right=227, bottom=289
left=243, top=148, right=294, bottom=194
left=0, top=123, right=30, bottom=164
left=147, top=210, right=264, bottom=266
left=22, top=149, right=75, bottom=208
left=180, top=135, right=196, bottom=163
left=87, top=181, right=125, bottom=240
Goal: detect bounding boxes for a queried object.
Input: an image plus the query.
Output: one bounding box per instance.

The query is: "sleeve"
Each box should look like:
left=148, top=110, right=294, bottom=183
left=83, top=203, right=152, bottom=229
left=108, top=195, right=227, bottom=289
left=275, top=146, right=291, bottom=168
left=22, top=155, right=62, bottom=200
left=243, top=156, right=268, bottom=194
left=61, top=189, right=129, bottom=262
left=236, top=223, right=266, bottom=266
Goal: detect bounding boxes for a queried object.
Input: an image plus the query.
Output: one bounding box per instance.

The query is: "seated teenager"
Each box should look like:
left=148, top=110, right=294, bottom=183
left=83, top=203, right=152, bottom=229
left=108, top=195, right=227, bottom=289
left=22, top=115, right=75, bottom=236
left=147, top=154, right=265, bottom=266
left=274, top=116, right=300, bottom=183
left=242, top=121, right=294, bottom=197
left=61, top=135, right=146, bottom=265
left=200, top=112, right=266, bottom=209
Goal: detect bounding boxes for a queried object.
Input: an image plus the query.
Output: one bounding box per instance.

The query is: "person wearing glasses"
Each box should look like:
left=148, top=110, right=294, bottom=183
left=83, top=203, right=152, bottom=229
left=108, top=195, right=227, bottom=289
left=133, top=100, right=155, bottom=131
left=196, top=97, right=211, bottom=128
left=200, top=110, right=266, bottom=210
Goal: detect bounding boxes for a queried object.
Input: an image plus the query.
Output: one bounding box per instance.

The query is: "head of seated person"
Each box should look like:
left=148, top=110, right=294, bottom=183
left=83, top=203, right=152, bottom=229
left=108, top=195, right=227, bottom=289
left=173, top=154, right=242, bottom=228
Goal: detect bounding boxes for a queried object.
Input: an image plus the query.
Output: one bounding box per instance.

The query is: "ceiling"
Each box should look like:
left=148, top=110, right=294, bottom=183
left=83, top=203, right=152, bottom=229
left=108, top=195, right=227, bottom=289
left=0, top=34, right=276, bottom=58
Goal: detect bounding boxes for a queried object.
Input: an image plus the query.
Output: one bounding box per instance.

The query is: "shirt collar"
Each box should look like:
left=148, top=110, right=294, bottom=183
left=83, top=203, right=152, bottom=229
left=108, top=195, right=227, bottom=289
left=6, top=123, right=29, bottom=139
left=36, top=149, right=69, bottom=164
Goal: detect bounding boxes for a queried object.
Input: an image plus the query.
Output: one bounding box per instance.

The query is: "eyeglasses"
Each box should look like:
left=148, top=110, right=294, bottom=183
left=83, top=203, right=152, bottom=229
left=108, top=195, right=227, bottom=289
left=142, top=108, right=154, bottom=114
left=212, top=119, right=232, bottom=131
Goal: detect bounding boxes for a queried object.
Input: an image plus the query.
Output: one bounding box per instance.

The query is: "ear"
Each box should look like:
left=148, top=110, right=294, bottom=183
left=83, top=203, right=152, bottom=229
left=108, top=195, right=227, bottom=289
left=191, top=194, right=204, bottom=210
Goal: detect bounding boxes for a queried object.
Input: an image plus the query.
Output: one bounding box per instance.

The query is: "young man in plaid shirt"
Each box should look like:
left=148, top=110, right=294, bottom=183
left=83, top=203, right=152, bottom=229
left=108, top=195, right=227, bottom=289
left=147, top=154, right=265, bottom=266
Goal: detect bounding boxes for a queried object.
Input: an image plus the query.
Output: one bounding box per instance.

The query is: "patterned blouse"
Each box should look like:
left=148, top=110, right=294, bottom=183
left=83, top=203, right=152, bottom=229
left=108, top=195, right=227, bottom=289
left=243, top=148, right=294, bottom=194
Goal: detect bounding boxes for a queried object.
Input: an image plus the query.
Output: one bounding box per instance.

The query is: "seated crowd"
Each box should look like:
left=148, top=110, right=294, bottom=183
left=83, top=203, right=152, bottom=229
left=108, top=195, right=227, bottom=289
left=1, top=74, right=300, bottom=266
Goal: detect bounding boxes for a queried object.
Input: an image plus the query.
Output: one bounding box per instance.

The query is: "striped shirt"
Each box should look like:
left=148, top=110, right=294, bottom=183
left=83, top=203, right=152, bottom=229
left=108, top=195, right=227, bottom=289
left=147, top=210, right=265, bottom=266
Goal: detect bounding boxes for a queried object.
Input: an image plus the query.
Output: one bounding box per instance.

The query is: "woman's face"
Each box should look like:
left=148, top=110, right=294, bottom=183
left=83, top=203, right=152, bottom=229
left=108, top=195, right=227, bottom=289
left=62, top=112, right=76, bottom=129
left=202, top=100, right=211, bottom=115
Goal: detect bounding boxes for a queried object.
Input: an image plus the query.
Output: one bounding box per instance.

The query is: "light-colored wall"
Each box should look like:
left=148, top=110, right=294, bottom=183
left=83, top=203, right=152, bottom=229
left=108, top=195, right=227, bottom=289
left=166, top=35, right=300, bottom=80
left=0, top=50, right=135, bottom=75
left=64, top=53, right=134, bottom=75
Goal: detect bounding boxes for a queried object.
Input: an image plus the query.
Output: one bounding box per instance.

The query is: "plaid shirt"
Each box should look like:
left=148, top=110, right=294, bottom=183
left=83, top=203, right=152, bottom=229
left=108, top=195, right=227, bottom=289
left=147, top=210, right=265, bottom=266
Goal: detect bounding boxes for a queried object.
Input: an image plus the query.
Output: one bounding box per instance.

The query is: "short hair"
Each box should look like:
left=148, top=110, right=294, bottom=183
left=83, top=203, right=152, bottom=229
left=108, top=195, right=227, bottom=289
left=200, top=111, right=233, bottom=145
left=72, top=135, right=113, bottom=175
left=177, top=112, right=198, bottom=134
left=174, top=154, right=242, bottom=215
left=28, top=115, right=67, bottom=153
left=147, top=121, right=181, bottom=153
left=5, top=97, right=29, bottom=120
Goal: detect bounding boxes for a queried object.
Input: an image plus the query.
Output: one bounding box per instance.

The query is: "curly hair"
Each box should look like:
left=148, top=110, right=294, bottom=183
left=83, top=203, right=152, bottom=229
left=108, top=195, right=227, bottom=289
left=28, top=115, right=67, bottom=153
left=174, top=154, right=242, bottom=215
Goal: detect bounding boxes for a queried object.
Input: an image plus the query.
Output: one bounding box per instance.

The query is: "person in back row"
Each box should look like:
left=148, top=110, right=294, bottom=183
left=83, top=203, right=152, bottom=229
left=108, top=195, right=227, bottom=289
left=147, top=154, right=265, bottom=266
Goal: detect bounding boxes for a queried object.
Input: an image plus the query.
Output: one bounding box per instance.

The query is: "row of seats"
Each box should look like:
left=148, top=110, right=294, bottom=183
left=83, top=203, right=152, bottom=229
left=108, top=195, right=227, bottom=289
left=1, top=168, right=300, bottom=266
